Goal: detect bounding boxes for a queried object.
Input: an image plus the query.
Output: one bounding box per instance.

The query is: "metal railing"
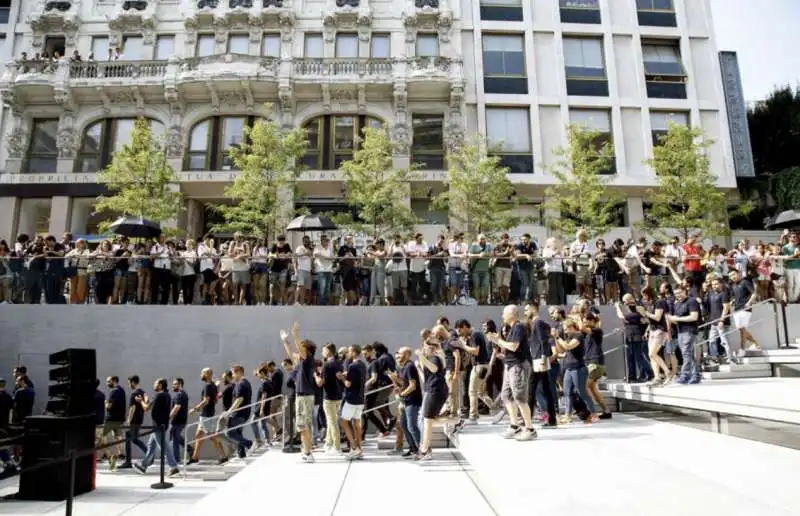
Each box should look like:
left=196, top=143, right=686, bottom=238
left=181, top=393, right=285, bottom=479
left=0, top=425, right=164, bottom=516
left=293, top=58, right=394, bottom=77
left=362, top=383, right=397, bottom=416
left=69, top=60, right=168, bottom=80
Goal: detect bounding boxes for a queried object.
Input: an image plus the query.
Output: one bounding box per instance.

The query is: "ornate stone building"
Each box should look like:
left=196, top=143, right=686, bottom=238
left=0, top=0, right=741, bottom=243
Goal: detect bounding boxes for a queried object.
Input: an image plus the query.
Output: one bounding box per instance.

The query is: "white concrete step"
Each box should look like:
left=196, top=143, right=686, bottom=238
left=718, top=363, right=771, bottom=373
left=701, top=368, right=772, bottom=380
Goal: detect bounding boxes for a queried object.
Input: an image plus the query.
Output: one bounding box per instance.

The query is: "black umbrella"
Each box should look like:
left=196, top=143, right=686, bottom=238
left=108, top=216, right=162, bottom=239
left=765, top=210, right=800, bottom=231
left=286, top=214, right=338, bottom=232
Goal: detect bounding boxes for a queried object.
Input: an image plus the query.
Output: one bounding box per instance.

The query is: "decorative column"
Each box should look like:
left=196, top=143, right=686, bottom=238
left=56, top=111, right=77, bottom=174
left=627, top=197, right=644, bottom=239
left=0, top=197, right=20, bottom=242
left=4, top=110, right=29, bottom=175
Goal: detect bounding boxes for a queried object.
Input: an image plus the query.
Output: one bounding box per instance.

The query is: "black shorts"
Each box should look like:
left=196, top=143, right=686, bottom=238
left=202, top=269, right=218, bottom=284
left=422, top=390, right=448, bottom=419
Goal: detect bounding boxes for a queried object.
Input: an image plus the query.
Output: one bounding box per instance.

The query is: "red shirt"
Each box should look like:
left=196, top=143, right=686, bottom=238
left=683, top=244, right=703, bottom=272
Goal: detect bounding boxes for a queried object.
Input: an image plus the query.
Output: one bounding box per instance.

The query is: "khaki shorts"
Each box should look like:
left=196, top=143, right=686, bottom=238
left=295, top=395, right=314, bottom=432
left=102, top=420, right=124, bottom=439
left=501, top=361, right=531, bottom=404
left=587, top=363, right=606, bottom=381
left=494, top=267, right=512, bottom=288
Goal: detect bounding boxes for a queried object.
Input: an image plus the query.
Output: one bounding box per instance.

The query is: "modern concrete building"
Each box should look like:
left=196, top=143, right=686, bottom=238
left=0, top=0, right=739, bottom=244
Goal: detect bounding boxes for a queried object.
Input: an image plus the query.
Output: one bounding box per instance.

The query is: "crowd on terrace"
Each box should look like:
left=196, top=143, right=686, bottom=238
left=0, top=229, right=798, bottom=308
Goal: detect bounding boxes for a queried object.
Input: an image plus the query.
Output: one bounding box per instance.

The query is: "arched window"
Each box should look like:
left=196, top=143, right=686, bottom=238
left=76, top=118, right=164, bottom=173
left=302, top=115, right=383, bottom=170
left=186, top=116, right=265, bottom=171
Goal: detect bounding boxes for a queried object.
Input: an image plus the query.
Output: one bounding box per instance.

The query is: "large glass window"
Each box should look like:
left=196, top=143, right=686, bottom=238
left=228, top=34, right=249, bottom=54
left=305, top=34, right=324, bottom=58
left=25, top=119, right=59, bottom=174
left=563, top=38, right=605, bottom=78
left=302, top=115, right=383, bottom=170
left=155, top=35, right=175, bottom=60
left=650, top=111, right=689, bottom=146
left=262, top=34, right=280, bottom=57
left=642, top=43, right=685, bottom=76
left=415, top=34, right=439, bottom=57
left=92, top=37, right=110, bottom=61
left=371, top=34, right=390, bottom=58
left=186, top=116, right=269, bottom=171
left=559, top=0, right=601, bottom=24
left=636, top=0, right=673, bottom=10
left=122, top=36, right=143, bottom=60
left=480, top=0, right=523, bottom=22
left=636, top=0, right=676, bottom=26
left=76, top=118, right=164, bottom=173
left=336, top=34, right=359, bottom=58
left=569, top=109, right=615, bottom=173
left=482, top=34, right=525, bottom=76
left=196, top=34, right=215, bottom=57
left=411, top=115, right=444, bottom=170
left=486, top=108, right=533, bottom=174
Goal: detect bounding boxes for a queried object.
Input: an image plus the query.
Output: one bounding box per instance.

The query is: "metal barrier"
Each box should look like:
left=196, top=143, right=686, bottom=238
left=181, top=394, right=285, bottom=479
left=362, top=384, right=397, bottom=416
left=1, top=425, right=164, bottom=516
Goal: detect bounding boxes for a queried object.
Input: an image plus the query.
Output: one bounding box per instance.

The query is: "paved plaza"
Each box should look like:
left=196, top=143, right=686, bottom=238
left=1, top=413, right=798, bottom=516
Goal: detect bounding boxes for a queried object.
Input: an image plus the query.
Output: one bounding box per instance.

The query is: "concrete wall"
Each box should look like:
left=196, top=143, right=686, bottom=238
left=0, top=304, right=792, bottom=415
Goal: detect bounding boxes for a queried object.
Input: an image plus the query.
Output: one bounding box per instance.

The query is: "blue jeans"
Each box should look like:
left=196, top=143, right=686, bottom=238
left=317, top=271, right=332, bottom=305
left=124, top=424, right=147, bottom=463
left=677, top=332, right=700, bottom=383
left=429, top=269, right=445, bottom=303
left=517, top=267, right=535, bottom=302
left=141, top=427, right=177, bottom=470
left=707, top=325, right=730, bottom=358
left=626, top=338, right=653, bottom=381
left=370, top=268, right=386, bottom=304
left=227, top=415, right=252, bottom=458
left=401, top=404, right=421, bottom=453
left=563, top=366, right=596, bottom=415
left=169, top=424, right=187, bottom=463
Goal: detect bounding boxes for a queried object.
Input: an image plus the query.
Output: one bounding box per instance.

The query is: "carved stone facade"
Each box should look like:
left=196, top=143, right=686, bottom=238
left=719, top=51, right=755, bottom=179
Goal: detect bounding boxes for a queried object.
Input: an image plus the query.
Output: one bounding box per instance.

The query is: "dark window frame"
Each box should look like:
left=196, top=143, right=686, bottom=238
left=559, top=0, right=601, bottom=24
left=186, top=116, right=261, bottom=171
left=479, top=1, right=524, bottom=22
left=411, top=114, right=445, bottom=170
left=76, top=118, right=161, bottom=173
left=25, top=118, right=59, bottom=174
left=302, top=115, right=383, bottom=170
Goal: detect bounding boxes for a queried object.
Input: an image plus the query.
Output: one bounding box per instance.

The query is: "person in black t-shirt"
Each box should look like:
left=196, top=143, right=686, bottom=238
left=118, top=375, right=147, bottom=470
left=522, top=303, right=558, bottom=427
left=454, top=319, right=494, bottom=422
left=316, top=343, right=343, bottom=454
left=188, top=368, right=227, bottom=465
left=360, top=344, right=389, bottom=439
left=280, top=321, right=318, bottom=462
left=337, top=235, right=359, bottom=305
left=253, top=364, right=273, bottom=446
left=387, top=347, right=422, bottom=458
left=168, top=378, right=191, bottom=465
left=729, top=269, right=760, bottom=354
left=555, top=318, right=599, bottom=423
left=638, top=284, right=674, bottom=385
left=269, top=235, right=292, bottom=305
left=266, top=361, right=284, bottom=442
left=485, top=305, right=536, bottom=441
left=667, top=285, right=702, bottom=384
left=338, top=345, right=368, bottom=459
left=102, top=376, right=126, bottom=470
left=705, top=278, right=732, bottom=362
left=93, top=380, right=105, bottom=439
left=11, top=375, right=34, bottom=425
left=225, top=365, right=254, bottom=459
left=615, top=295, right=652, bottom=383
left=135, top=378, right=179, bottom=476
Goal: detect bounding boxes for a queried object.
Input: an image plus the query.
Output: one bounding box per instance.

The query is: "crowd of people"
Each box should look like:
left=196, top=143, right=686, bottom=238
left=1, top=228, right=798, bottom=307
left=16, top=47, right=123, bottom=74
left=6, top=292, right=724, bottom=478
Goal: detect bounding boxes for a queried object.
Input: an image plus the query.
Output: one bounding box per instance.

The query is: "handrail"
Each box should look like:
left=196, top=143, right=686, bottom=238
left=693, top=310, right=778, bottom=352
left=365, top=383, right=395, bottom=397
left=698, top=297, right=777, bottom=330
left=181, top=394, right=285, bottom=478
left=600, top=328, right=625, bottom=356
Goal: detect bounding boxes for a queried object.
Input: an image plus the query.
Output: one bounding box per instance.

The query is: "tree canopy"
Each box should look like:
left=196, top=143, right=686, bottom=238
left=95, top=117, right=184, bottom=230
left=430, top=135, right=520, bottom=236
left=211, top=110, right=308, bottom=239
left=544, top=124, right=623, bottom=239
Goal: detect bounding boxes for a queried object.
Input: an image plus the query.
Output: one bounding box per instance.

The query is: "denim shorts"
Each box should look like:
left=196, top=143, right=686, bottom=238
left=448, top=268, right=463, bottom=287
left=664, top=338, right=678, bottom=355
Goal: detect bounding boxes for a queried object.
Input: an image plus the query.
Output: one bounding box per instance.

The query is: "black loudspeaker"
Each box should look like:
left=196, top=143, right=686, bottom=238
left=17, top=415, right=96, bottom=501
left=46, top=348, right=96, bottom=417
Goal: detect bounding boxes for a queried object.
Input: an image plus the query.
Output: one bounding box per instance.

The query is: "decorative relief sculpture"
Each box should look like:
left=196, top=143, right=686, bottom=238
left=391, top=123, right=410, bottom=156
left=57, top=128, right=76, bottom=159
left=164, top=126, right=184, bottom=159
left=6, top=126, right=28, bottom=159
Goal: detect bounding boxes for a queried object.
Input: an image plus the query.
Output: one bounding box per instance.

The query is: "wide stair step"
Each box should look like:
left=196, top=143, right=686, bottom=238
left=376, top=426, right=450, bottom=449
left=701, top=363, right=771, bottom=380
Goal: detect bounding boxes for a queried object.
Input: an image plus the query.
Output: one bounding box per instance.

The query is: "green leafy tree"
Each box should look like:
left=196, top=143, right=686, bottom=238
left=544, top=124, right=624, bottom=239
left=639, top=123, right=750, bottom=240
left=212, top=109, right=308, bottom=239
left=430, top=135, right=520, bottom=236
left=95, top=117, right=184, bottom=231
left=337, top=125, right=419, bottom=238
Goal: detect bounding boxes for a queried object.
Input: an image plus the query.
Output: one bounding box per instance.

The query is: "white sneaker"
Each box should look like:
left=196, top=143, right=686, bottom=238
left=301, top=453, right=315, bottom=463
left=514, top=428, right=537, bottom=441
left=501, top=426, right=521, bottom=439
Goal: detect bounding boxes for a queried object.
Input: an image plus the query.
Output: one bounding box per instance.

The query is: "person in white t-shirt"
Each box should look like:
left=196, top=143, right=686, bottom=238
left=150, top=235, right=172, bottom=305
left=251, top=238, right=270, bottom=305
left=314, top=235, right=335, bottom=305
left=294, top=235, right=313, bottom=305
left=180, top=239, right=199, bottom=305
left=664, top=237, right=685, bottom=281
left=406, top=233, right=428, bottom=304
left=197, top=238, right=218, bottom=305
left=447, top=233, right=468, bottom=303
